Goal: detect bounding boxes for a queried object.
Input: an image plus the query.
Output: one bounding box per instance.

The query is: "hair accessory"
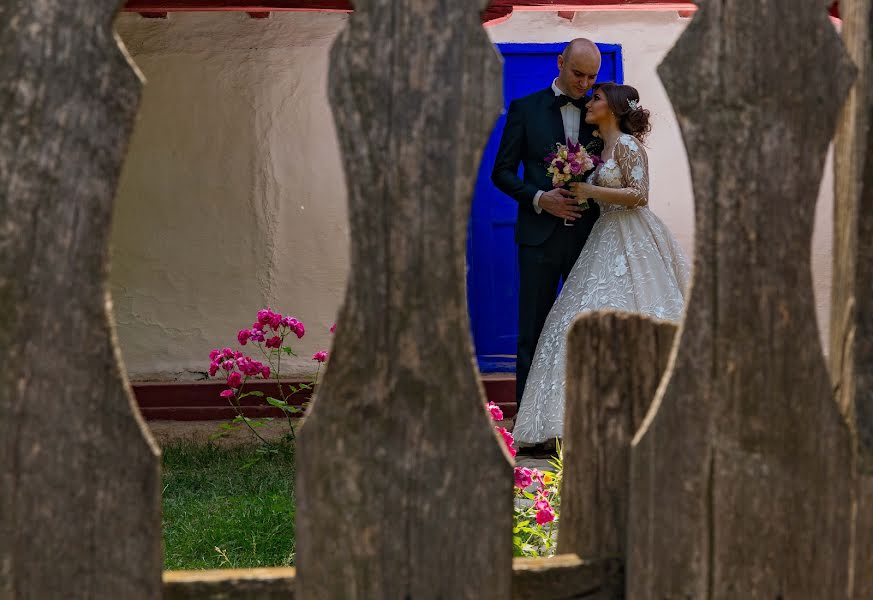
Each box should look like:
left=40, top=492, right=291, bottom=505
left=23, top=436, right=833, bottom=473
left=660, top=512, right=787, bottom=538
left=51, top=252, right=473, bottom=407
left=627, top=99, right=640, bottom=111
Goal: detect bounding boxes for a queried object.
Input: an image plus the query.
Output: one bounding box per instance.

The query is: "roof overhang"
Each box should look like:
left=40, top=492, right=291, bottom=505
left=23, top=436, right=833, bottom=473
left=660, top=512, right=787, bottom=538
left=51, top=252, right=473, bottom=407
left=121, top=1, right=840, bottom=23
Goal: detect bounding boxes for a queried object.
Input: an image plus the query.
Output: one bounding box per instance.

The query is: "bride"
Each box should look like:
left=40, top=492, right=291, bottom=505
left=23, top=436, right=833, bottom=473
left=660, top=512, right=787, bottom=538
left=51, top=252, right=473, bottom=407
left=512, top=82, right=691, bottom=446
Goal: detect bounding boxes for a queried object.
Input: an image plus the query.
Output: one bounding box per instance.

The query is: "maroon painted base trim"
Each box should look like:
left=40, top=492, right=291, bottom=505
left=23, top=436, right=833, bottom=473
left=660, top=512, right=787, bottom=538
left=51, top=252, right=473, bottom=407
left=132, top=376, right=517, bottom=421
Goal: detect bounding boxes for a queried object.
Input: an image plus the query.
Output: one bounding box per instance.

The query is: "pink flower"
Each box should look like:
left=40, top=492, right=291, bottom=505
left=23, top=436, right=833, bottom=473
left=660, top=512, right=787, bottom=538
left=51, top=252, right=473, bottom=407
left=221, top=347, right=234, bottom=357
left=282, top=317, right=305, bottom=339
left=220, top=389, right=235, bottom=398
left=535, top=506, right=556, bottom=525
left=227, top=371, right=243, bottom=389
left=237, top=357, right=264, bottom=377
left=208, top=363, right=219, bottom=377
left=257, top=309, right=275, bottom=326
left=250, top=330, right=266, bottom=343
left=487, top=401, right=503, bottom=421
left=209, top=349, right=221, bottom=361
left=514, top=467, right=533, bottom=489
left=591, top=154, right=603, bottom=168
left=261, top=365, right=271, bottom=379
left=496, top=426, right=516, bottom=457
left=252, top=322, right=265, bottom=332
left=330, top=323, right=337, bottom=334
left=570, top=161, right=582, bottom=174
left=534, top=497, right=551, bottom=512
left=312, top=350, right=328, bottom=363
left=265, top=335, right=282, bottom=349
left=237, top=329, right=252, bottom=345
left=221, top=360, right=235, bottom=371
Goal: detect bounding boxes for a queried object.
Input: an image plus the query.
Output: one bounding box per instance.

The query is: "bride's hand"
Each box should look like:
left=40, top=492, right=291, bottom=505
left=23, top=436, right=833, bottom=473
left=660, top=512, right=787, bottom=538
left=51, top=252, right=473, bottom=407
left=570, top=182, right=596, bottom=200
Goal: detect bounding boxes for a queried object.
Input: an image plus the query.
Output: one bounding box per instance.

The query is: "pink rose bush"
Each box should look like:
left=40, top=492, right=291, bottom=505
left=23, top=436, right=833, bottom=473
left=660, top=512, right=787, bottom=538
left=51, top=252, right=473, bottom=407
left=208, top=308, right=331, bottom=448
left=486, top=401, right=562, bottom=557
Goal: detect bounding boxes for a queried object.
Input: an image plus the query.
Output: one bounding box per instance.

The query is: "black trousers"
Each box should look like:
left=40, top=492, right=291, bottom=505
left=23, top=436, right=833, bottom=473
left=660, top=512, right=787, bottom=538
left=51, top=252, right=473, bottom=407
left=516, top=215, right=598, bottom=408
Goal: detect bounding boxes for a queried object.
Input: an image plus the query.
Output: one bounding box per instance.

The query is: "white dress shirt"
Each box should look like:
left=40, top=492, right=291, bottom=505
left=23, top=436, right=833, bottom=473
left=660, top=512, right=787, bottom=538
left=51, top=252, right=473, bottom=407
left=533, top=79, right=583, bottom=213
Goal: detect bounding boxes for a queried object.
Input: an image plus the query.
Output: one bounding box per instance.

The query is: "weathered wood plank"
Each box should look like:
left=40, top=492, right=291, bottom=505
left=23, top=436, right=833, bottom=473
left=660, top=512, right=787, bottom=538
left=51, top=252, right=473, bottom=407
left=557, top=311, right=677, bottom=571
left=163, top=557, right=621, bottom=599
left=0, top=1, right=162, bottom=598
left=833, top=0, right=873, bottom=597
left=627, top=1, right=856, bottom=598
left=164, top=568, right=298, bottom=599
left=294, top=1, right=511, bottom=598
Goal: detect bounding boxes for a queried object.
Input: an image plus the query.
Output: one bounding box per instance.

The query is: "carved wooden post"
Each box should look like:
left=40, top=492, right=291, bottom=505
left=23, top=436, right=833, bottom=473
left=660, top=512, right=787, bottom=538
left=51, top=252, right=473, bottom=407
left=628, top=1, right=856, bottom=597
left=834, top=0, right=873, bottom=597
left=557, top=312, right=676, bottom=569
left=0, top=2, right=163, bottom=598
left=295, top=2, right=511, bottom=598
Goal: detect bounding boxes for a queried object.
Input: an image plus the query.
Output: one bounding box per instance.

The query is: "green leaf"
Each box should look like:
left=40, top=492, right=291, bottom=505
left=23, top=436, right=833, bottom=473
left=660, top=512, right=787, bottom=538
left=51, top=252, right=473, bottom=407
left=281, top=346, right=296, bottom=356
left=267, top=397, right=288, bottom=408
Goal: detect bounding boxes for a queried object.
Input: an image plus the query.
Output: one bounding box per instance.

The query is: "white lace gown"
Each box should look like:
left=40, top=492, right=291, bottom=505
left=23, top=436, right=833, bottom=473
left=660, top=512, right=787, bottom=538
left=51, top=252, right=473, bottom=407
left=513, top=134, right=691, bottom=444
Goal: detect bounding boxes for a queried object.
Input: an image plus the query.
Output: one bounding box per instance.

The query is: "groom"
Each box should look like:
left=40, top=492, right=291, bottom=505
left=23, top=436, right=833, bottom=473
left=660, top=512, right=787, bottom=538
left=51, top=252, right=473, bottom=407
left=491, top=38, right=603, bottom=421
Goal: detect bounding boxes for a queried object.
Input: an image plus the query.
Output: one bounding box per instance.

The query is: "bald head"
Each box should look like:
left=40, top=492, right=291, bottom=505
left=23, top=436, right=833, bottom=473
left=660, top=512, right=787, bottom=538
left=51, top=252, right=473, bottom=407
left=562, top=38, right=600, bottom=61
left=557, top=38, right=601, bottom=100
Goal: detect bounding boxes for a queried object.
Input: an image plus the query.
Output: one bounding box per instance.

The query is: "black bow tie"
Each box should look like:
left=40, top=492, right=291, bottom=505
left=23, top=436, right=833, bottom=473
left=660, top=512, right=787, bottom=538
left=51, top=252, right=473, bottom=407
left=554, top=94, right=587, bottom=110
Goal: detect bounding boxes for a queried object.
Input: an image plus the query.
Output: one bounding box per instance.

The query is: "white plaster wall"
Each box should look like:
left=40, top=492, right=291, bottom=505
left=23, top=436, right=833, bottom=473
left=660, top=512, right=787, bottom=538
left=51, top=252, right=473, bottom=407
left=112, top=12, right=349, bottom=380
left=110, top=9, right=835, bottom=381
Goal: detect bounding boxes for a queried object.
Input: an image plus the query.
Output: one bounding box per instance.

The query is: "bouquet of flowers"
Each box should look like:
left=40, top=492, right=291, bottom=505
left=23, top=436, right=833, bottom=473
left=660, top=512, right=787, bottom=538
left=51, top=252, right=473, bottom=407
left=545, top=140, right=599, bottom=214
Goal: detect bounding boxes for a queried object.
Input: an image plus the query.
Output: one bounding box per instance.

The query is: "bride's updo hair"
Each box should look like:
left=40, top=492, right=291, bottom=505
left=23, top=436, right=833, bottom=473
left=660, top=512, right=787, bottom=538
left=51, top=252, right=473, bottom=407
left=594, top=82, right=652, bottom=142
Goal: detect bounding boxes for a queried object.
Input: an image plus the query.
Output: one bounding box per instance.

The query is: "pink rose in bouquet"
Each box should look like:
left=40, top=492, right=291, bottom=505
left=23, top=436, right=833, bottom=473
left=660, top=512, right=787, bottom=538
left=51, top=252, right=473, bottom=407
left=545, top=140, right=598, bottom=217
left=545, top=139, right=595, bottom=188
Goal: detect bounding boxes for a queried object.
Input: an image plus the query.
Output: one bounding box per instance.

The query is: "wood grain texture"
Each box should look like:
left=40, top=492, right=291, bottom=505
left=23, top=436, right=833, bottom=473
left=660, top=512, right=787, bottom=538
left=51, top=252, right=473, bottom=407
left=833, top=1, right=873, bottom=597
left=294, top=1, right=511, bottom=598
left=164, top=557, right=621, bottom=599
left=627, top=1, right=856, bottom=598
left=164, top=568, right=298, bottom=599
left=0, top=1, right=162, bottom=599
left=557, top=313, right=677, bottom=571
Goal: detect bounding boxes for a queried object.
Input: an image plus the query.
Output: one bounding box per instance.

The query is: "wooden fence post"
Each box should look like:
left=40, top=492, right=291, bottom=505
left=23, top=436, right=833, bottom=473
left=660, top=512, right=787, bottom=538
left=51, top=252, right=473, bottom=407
left=627, top=1, right=857, bottom=597
left=294, top=2, right=512, bottom=598
left=0, top=2, right=163, bottom=598
left=833, top=0, right=873, bottom=597
left=557, top=312, right=677, bottom=574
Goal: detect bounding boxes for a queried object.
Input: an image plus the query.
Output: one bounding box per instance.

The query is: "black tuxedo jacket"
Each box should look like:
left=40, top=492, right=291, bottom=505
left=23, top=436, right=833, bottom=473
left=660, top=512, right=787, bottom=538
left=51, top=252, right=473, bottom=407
left=491, top=87, right=602, bottom=246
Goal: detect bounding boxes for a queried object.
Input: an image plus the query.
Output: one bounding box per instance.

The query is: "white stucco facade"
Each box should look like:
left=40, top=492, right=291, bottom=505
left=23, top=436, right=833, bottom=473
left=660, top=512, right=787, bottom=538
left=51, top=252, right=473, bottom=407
left=111, top=9, right=835, bottom=381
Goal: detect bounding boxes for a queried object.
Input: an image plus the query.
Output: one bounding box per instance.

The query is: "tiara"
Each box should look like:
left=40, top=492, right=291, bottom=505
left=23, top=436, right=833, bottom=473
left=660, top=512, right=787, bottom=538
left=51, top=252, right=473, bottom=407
left=627, top=99, right=641, bottom=111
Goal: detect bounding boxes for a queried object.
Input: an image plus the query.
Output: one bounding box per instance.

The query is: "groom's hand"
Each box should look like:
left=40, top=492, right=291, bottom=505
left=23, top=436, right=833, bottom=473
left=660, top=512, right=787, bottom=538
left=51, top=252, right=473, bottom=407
left=539, top=188, right=583, bottom=221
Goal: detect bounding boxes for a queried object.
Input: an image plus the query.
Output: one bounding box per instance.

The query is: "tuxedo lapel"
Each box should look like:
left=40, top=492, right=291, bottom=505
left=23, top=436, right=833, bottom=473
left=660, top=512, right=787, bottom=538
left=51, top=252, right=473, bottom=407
left=542, top=91, right=566, bottom=146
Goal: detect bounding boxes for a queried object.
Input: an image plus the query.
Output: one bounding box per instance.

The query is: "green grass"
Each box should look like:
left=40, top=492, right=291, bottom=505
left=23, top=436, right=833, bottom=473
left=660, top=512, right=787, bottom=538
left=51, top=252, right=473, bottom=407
left=161, top=442, right=296, bottom=570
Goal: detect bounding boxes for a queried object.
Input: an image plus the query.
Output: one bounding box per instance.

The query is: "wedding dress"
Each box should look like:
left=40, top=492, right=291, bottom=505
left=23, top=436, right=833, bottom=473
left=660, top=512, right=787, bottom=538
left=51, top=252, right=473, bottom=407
left=513, top=134, right=691, bottom=444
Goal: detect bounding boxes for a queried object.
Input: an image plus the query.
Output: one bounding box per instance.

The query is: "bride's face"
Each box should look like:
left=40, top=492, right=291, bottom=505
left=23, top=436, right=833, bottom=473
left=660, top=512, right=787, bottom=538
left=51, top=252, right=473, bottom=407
left=585, top=89, right=612, bottom=126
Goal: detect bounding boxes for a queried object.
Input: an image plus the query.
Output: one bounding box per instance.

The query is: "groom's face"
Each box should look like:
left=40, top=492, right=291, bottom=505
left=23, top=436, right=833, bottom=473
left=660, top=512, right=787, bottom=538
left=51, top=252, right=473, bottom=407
left=557, top=49, right=601, bottom=100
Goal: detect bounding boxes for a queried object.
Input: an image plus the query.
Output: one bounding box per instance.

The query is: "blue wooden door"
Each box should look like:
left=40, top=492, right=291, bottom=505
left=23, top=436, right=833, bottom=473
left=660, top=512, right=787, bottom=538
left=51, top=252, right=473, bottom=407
left=467, top=43, right=623, bottom=372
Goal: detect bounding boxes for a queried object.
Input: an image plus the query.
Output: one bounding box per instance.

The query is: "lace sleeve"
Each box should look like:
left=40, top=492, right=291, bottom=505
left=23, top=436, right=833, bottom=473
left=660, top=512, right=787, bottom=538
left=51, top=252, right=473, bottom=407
left=614, top=136, right=649, bottom=207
